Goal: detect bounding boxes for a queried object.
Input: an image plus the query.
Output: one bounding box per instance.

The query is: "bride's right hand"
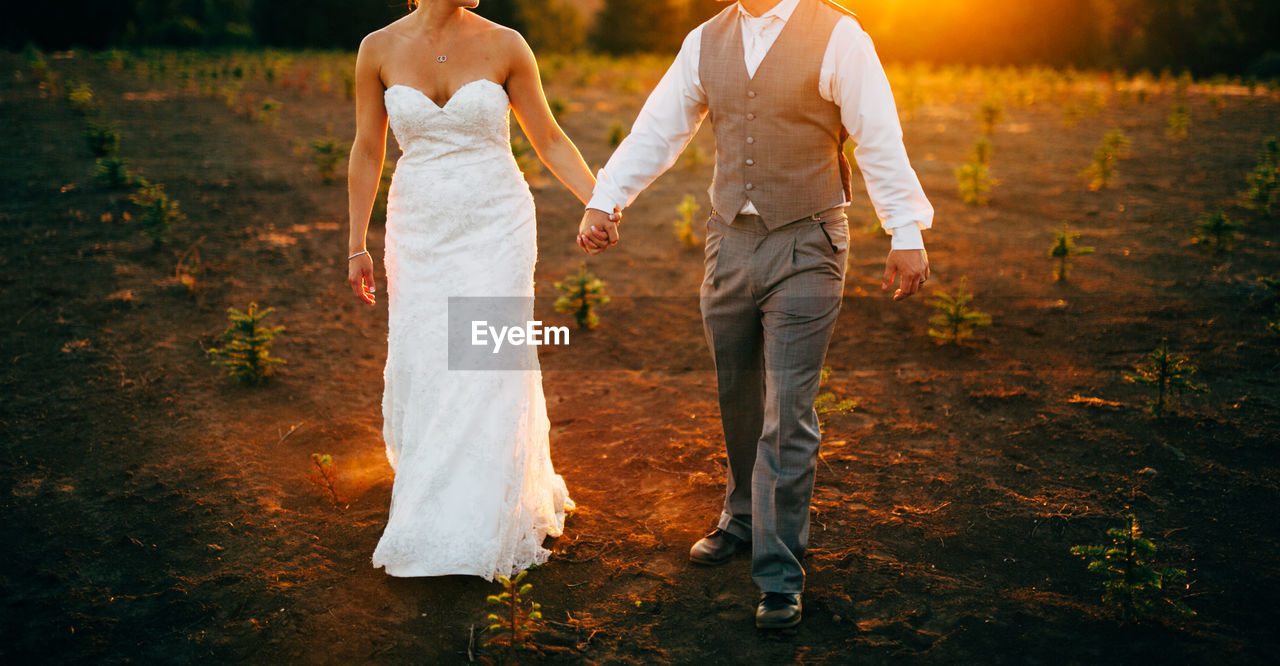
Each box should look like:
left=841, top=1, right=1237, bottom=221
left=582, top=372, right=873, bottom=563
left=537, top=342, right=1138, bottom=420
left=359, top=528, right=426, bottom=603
left=348, top=253, right=376, bottom=305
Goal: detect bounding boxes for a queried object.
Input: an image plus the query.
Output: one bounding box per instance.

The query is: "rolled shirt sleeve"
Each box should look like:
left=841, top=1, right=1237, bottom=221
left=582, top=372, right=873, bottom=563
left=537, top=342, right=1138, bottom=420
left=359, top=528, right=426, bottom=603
left=587, top=28, right=709, bottom=215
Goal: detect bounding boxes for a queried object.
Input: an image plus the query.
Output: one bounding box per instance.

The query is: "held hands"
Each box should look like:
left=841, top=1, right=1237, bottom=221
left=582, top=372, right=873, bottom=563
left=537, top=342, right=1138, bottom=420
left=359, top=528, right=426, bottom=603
left=881, top=248, right=930, bottom=302
left=348, top=252, right=376, bottom=305
left=576, top=207, right=622, bottom=255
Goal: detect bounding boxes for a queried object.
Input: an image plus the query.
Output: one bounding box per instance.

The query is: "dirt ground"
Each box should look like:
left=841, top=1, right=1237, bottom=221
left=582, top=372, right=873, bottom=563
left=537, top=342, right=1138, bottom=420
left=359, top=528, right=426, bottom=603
left=2, top=50, right=1279, bottom=664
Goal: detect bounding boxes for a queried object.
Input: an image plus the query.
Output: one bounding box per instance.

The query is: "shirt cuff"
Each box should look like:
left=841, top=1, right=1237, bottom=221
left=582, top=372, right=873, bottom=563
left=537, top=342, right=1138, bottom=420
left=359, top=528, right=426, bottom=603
left=889, top=224, right=925, bottom=251
left=586, top=169, right=623, bottom=214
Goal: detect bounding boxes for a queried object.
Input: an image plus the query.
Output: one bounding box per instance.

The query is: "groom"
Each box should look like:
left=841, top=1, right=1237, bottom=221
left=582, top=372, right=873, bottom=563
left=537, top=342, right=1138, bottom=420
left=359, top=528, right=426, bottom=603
left=577, top=0, right=933, bottom=629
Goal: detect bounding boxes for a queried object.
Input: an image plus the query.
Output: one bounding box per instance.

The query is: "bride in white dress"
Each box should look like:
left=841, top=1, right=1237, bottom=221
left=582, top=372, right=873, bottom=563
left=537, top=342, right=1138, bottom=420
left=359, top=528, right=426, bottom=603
left=344, top=0, right=615, bottom=580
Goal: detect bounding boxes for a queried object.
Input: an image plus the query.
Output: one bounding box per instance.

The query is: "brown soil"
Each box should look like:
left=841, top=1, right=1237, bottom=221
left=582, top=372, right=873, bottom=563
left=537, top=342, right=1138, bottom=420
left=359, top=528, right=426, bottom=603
left=2, top=50, right=1279, bottom=664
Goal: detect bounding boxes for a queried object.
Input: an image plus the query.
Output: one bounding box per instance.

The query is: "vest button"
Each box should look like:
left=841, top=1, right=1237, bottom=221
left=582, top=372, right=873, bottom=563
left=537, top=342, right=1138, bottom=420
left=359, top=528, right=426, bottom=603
left=747, top=90, right=756, bottom=98
left=745, top=183, right=754, bottom=190
left=746, top=113, right=755, bottom=120
left=746, top=159, right=755, bottom=166
left=746, top=137, right=755, bottom=144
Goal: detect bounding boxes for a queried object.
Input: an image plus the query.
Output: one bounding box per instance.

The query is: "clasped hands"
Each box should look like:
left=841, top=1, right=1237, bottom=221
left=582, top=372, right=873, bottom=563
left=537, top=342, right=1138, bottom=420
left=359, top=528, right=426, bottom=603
left=576, top=207, right=621, bottom=255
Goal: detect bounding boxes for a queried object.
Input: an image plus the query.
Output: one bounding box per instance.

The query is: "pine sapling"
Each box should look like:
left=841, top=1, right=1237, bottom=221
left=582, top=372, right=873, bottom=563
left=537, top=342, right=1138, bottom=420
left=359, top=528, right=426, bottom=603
left=67, top=81, right=97, bottom=116
left=307, top=453, right=342, bottom=506
left=1124, top=338, right=1204, bottom=416
left=94, top=156, right=136, bottom=190
left=1082, top=129, right=1130, bottom=191
left=1191, top=210, right=1240, bottom=253
left=956, top=138, right=998, bottom=206
left=926, top=277, right=992, bottom=345
left=309, top=126, right=346, bottom=184
left=1050, top=222, right=1095, bottom=281
left=673, top=194, right=701, bottom=249
left=554, top=262, right=609, bottom=330
left=1166, top=104, right=1190, bottom=142
left=1070, top=514, right=1195, bottom=624
left=1239, top=137, right=1278, bottom=218
left=978, top=99, right=1003, bottom=136
left=129, top=181, right=185, bottom=247
left=815, top=366, right=857, bottom=419
left=484, top=569, right=543, bottom=662
left=207, top=302, right=287, bottom=384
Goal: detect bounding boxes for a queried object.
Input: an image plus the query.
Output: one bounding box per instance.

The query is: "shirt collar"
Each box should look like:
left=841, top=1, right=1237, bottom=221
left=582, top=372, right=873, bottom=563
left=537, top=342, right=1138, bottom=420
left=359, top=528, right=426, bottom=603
left=737, top=0, right=800, bottom=22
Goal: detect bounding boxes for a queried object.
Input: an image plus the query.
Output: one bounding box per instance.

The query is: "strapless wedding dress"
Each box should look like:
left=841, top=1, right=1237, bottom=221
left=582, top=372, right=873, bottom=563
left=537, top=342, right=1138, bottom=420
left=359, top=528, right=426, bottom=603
left=371, top=79, right=573, bottom=579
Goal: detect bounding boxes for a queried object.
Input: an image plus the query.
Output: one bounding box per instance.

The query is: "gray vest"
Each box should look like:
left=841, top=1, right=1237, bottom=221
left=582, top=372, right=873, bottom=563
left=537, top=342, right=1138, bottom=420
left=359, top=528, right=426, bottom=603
left=699, top=0, right=855, bottom=229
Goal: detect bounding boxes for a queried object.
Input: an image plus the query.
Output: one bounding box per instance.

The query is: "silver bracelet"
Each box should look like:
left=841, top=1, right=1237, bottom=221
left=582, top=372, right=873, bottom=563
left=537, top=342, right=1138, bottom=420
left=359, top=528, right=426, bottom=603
left=348, top=250, right=369, bottom=261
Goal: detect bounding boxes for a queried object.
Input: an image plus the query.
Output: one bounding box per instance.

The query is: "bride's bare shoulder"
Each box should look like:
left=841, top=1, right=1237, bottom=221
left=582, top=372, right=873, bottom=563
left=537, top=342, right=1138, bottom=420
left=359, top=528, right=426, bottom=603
left=466, top=13, right=527, bottom=51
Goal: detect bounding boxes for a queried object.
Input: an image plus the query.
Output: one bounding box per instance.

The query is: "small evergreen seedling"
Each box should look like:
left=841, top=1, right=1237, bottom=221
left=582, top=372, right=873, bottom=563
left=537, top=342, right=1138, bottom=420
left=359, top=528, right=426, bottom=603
left=1191, top=210, right=1240, bottom=253
left=672, top=194, right=701, bottom=249
left=129, top=181, right=185, bottom=247
left=207, top=302, right=287, bottom=384
left=1239, top=137, right=1278, bottom=218
left=815, top=366, right=857, bottom=418
left=1082, top=129, right=1130, bottom=191
left=1050, top=222, right=1095, bottom=281
left=978, top=99, right=1003, bottom=136
left=955, top=159, right=996, bottom=206
left=1070, top=514, right=1196, bottom=624
left=307, top=453, right=342, bottom=506
left=484, top=569, right=543, bottom=662
left=972, top=137, right=993, bottom=166
left=1124, top=338, right=1204, bottom=416
left=84, top=122, right=120, bottom=158
left=927, top=277, right=992, bottom=345
left=94, top=156, right=136, bottom=190
left=309, top=127, right=345, bottom=184
left=1166, top=104, right=1190, bottom=142
left=67, top=81, right=97, bottom=116
left=554, top=263, right=610, bottom=330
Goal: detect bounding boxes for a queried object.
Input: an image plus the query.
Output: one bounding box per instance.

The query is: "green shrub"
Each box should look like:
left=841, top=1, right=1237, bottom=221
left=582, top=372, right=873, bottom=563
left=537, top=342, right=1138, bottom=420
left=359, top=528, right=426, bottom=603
left=927, top=277, right=992, bottom=345
left=207, top=302, right=287, bottom=384
left=1071, top=514, right=1195, bottom=624
left=129, top=181, right=185, bottom=247
left=1124, top=338, right=1203, bottom=416
left=483, top=569, right=543, bottom=661
left=554, top=262, right=609, bottom=330
left=94, top=156, right=136, bottom=190
left=1191, top=210, right=1240, bottom=253
left=672, top=194, right=701, bottom=249
left=1049, top=222, right=1095, bottom=281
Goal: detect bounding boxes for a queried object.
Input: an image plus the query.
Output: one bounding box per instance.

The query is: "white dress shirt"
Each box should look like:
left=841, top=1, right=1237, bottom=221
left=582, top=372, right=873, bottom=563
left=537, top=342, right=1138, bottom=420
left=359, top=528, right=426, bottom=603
left=586, top=0, right=933, bottom=250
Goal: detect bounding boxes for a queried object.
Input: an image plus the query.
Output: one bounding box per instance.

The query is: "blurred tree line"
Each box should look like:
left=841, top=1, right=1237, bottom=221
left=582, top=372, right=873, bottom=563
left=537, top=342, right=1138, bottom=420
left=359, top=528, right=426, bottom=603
left=4, top=0, right=1277, bottom=76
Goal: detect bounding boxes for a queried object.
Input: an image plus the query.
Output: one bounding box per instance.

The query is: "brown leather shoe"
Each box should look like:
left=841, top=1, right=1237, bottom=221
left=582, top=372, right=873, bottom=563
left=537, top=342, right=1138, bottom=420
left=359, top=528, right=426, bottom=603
left=755, top=592, right=802, bottom=629
left=688, top=528, right=747, bottom=565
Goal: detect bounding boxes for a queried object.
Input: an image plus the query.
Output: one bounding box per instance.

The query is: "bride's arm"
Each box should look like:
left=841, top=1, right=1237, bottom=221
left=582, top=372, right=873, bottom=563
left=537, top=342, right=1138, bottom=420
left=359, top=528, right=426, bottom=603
left=346, top=31, right=389, bottom=306
left=503, top=30, right=597, bottom=207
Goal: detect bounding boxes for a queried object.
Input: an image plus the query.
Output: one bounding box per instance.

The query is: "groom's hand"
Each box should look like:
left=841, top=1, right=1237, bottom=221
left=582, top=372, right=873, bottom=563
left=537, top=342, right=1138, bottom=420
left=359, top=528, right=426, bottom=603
left=881, top=248, right=930, bottom=301
left=577, top=208, right=620, bottom=255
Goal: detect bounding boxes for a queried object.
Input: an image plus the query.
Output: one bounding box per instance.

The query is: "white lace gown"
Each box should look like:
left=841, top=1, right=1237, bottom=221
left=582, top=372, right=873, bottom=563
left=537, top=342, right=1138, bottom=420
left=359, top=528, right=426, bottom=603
left=371, top=79, right=573, bottom=580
